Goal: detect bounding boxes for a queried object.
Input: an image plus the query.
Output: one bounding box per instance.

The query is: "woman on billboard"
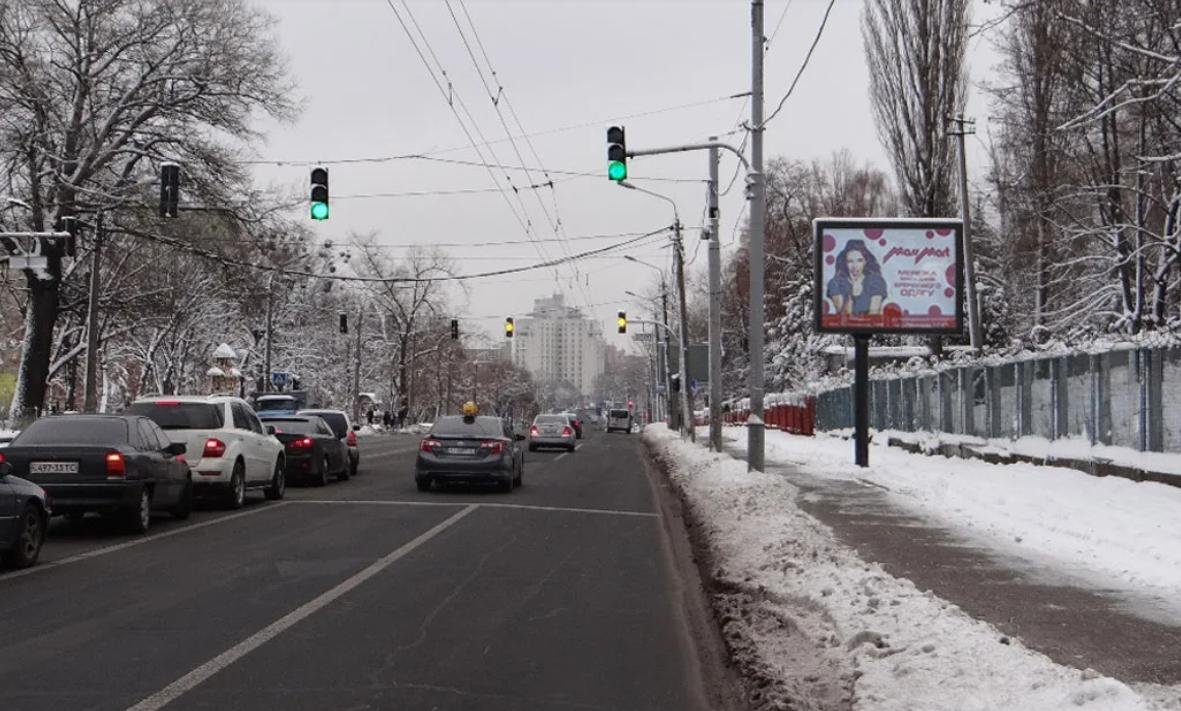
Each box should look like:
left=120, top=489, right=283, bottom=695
left=826, top=239, right=887, bottom=316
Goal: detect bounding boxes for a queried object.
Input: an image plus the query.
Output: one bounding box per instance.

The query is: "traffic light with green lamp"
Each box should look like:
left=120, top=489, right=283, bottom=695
left=505, top=317, right=515, bottom=338
left=617, top=311, right=627, bottom=334
left=607, top=126, right=627, bottom=181
left=310, top=167, right=329, bottom=220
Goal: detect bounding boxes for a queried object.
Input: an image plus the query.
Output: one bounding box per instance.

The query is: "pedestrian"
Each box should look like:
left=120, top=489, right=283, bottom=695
left=366, top=408, right=374, bottom=426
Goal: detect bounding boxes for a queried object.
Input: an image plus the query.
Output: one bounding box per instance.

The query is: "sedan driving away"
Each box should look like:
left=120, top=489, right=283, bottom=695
left=298, top=409, right=359, bottom=477
left=416, top=415, right=524, bottom=492
left=259, top=415, right=349, bottom=486
left=529, top=414, right=577, bottom=452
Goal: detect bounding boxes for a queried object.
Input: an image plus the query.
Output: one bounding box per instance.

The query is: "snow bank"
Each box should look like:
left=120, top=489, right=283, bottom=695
left=645, top=425, right=1159, bottom=711
left=739, top=429, right=1181, bottom=601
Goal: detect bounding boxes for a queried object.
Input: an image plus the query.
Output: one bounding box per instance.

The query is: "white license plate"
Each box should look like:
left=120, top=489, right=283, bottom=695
left=447, top=447, right=477, bottom=456
left=30, top=461, right=79, bottom=474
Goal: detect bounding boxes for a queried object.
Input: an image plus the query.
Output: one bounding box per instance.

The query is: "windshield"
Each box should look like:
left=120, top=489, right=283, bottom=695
left=264, top=418, right=320, bottom=435
left=125, top=402, right=224, bottom=430
left=256, top=397, right=297, bottom=412
left=300, top=410, right=347, bottom=438
left=534, top=415, right=568, bottom=424
left=430, top=416, right=503, bottom=437
left=609, top=410, right=630, bottom=419
left=14, top=417, right=129, bottom=445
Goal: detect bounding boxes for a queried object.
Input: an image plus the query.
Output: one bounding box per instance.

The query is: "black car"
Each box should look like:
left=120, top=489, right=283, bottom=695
left=415, top=415, right=525, bottom=493
left=298, top=409, right=359, bottom=477
left=1, top=415, right=192, bottom=533
left=259, top=415, right=349, bottom=486
left=0, top=456, right=50, bottom=569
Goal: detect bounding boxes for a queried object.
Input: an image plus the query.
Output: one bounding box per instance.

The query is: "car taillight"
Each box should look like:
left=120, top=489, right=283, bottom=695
left=203, top=438, right=226, bottom=458
left=529, top=426, right=540, bottom=436
left=0, top=451, right=5, bottom=465
left=420, top=438, right=441, bottom=453
left=105, top=451, right=126, bottom=477
left=561, top=426, right=573, bottom=436
left=480, top=440, right=504, bottom=455
left=346, top=431, right=357, bottom=447
left=290, top=437, right=314, bottom=450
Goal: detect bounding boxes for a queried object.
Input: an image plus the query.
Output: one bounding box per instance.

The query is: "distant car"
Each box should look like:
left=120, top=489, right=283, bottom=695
left=298, top=409, right=359, bottom=477
left=0, top=456, right=49, bottom=568
left=258, top=415, right=349, bottom=486
left=560, top=412, right=584, bottom=439
left=1, top=414, right=191, bottom=533
left=529, top=414, right=577, bottom=452
left=606, top=408, right=632, bottom=434
left=253, top=394, right=299, bottom=416
left=416, top=416, right=525, bottom=493
left=125, top=396, right=286, bottom=508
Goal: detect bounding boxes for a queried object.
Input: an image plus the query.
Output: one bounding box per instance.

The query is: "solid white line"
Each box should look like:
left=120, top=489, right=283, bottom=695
left=574, top=443, right=583, bottom=451
left=0, top=502, right=291, bottom=583
left=291, top=499, right=659, bottom=518
left=124, top=504, right=478, bottom=711
left=555, top=452, right=569, bottom=462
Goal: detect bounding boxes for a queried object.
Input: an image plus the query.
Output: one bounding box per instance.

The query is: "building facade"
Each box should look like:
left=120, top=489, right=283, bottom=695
left=511, top=294, right=605, bottom=397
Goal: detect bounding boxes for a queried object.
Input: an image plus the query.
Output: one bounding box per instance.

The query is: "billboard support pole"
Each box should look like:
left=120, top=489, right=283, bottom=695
left=854, top=334, right=870, bottom=467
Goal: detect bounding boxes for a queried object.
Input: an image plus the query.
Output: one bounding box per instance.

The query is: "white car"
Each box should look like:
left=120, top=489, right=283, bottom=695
left=125, top=396, right=286, bottom=508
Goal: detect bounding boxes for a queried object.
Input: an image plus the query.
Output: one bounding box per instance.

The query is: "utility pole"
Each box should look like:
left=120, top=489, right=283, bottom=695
left=82, top=212, right=104, bottom=412
left=353, top=310, right=363, bottom=421
left=949, top=113, right=983, bottom=350
left=707, top=140, right=723, bottom=452
left=263, top=276, right=274, bottom=393
left=672, top=222, right=694, bottom=442
left=747, top=0, right=767, bottom=471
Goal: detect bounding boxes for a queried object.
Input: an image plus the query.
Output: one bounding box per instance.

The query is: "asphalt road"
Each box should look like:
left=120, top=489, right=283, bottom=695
left=0, top=428, right=725, bottom=711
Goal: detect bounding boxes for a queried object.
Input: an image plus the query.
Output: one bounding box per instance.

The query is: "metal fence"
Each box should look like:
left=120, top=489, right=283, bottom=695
left=815, top=346, right=1180, bottom=452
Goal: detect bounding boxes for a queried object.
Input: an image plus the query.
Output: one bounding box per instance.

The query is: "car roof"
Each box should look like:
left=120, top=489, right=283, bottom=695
left=259, top=414, right=314, bottom=421
left=299, top=409, right=346, bottom=416
left=134, top=395, right=231, bottom=404
left=257, top=394, right=296, bottom=401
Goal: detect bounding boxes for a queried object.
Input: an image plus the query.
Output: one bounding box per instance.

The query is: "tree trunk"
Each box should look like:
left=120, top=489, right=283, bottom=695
left=10, top=273, right=61, bottom=423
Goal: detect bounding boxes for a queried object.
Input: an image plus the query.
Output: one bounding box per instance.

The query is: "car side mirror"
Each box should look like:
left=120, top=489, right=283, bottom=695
left=164, top=441, right=187, bottom=456
left=266, top=425, right=277, bottom=435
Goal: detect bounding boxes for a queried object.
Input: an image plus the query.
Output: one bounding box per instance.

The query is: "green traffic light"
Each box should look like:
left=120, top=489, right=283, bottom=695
left=608, top=161, right=627, bottom=181
left=310, top=201, right=329, bottom=220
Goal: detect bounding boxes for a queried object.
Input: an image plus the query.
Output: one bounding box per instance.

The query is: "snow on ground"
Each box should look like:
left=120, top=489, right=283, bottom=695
left=721, top=428, right=1181, bottom=604
left=0, top=429, right=17, bottom=447
left=645, top=426, right=1164, bottom=710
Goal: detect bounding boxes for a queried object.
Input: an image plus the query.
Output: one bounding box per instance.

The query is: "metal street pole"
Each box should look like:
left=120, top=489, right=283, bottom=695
left=707, top=139, right=723, bottom=452
left=353, top=310, right=363, bottom=421
left=747, top=0, right=767, bottom=471
left=264, top=277, right=274, bottom=393
left=624, top=253, right=674, bottom=429
left=949, top=114, right=983, bottom=350
left=82, top=211, right=104, bottom=412
left=672, top=222, right=694, bottom=441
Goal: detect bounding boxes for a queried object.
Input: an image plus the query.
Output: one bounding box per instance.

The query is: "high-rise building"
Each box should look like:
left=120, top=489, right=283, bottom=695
left=511, top=294, right=605, bottom=397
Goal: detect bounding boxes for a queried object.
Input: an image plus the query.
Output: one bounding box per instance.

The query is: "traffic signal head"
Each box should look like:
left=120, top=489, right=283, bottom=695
left=607, top=126, right=627, bottom=181
left=450, top=319, right=459, bottom=340
left=310, top=167, right=329, bottom=220
left=617, top=311, right=627, bottom=334
left=338, top=312, right=348, bottom=334
left=160, top=162, right=180, bottom=218
left=505, top=317, right=515, bottom=338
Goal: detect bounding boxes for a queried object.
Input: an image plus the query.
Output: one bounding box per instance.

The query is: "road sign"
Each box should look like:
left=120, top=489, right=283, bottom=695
left=270, top=371, right=290, bottom=386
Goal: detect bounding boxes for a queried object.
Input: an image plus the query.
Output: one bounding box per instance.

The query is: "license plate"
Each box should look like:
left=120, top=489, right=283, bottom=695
left=447, top=447, right=477, bottom=456
left=30, top=461, right=79, bottom=474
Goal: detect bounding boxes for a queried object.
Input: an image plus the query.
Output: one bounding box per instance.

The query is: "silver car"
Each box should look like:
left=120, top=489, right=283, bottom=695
left=528, top=414, right=576, bottom=452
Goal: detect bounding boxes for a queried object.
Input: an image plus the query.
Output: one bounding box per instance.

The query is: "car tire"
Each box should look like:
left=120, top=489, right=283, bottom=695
left=337, top=456, right=351, bottom=482
left=314, top=455, right=329, bottom=487
left=415, top=478, right=431, bottom=492
left=498, top=477, right=513, bottom=493
left=170, top=478, right=193, bottom=520
left=2, top=504, right=45, bottom=569
left=528, top=444, right=536, bottom=452
left=513, top=463, right=523, bottom=487
left=126, top=488, right=152, bottom=534
left=264, top=460, right=286, bottom=501
left=567, top=444, right=576, bottom=452
left=349, top=457, right=359, bottom=477
left=225, top=461, right=246, bottom=510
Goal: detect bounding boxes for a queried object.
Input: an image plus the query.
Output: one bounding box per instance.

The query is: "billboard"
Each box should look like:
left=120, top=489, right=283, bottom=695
left=813, top=218, right=964, bottom=335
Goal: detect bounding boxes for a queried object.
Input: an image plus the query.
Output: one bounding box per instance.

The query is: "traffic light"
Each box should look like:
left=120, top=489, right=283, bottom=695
left=339, top=312, right=348, bottom=334
left=607, top=126, right=627, bottom=181
left=505, top=317, right=515, bottom=338
left=617, top=311, right=627, bottom=334
left=450, top=319, right=459, bottom=340
left=310, top=167, right=329, bottom=220
left=160, top=162, right=180, bottom=218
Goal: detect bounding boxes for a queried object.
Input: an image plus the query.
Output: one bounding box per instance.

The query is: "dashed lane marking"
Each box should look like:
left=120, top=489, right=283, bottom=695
left=124, top=504, right=478, bottom=711
left=291, top=499, right=659, bottom=518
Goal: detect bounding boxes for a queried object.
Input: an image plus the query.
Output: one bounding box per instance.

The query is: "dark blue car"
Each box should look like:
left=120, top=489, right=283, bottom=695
left=0, top=453, right=50, bottom=569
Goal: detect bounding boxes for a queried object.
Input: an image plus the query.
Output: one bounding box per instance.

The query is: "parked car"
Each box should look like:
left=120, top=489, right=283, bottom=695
left=606, top=408, right=632, bottom=434
left=529, top=414, right=577, bottom=452
left=298, top=409, right=359, bottom=476
left=0, top=456, right=49, bottom=568
left=258, top=414, right=349, bottom=486
left=253, top=394, right=299, bottom=415
left=560, top=412, right=584, bottom=439
left=416, top=415, right=525, bottom=492
left=1, top=414, right=191, bottom=533
left=125, top=396, right=285, bottom=508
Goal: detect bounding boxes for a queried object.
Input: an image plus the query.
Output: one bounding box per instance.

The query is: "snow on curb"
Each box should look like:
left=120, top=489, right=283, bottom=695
left=643, top=425, right=1157, bottom=711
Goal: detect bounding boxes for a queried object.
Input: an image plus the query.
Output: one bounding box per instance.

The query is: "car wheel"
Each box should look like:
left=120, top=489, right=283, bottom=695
left=568, top=444, right=576, bottom=452
left=2, top=504, right=45, bottom=569
left=528, top=444, right=536, bottom=452
left=126, top=488, right=152, bottom=534
left=349, top=457, right=359, bottom=477
left=264, top=460, right=286, bottom=501
left=513, top=463, right=523, bottom=487
left=498, top=476, right=513, bottom=493
left=170, top=478, right=193, bottom=520
left=225, top=461, right=246, bottom=510
left=314, top=455, right=329, bottom=487
left=337, top=455, right=351, bottom=482
left=415, top=478, right=431, bottom=492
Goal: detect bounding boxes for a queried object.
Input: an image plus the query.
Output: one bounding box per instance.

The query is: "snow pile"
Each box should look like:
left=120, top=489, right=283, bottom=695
left=0, top=429, right=18, bottom=447
left=645, top=426, right=1160, bottom=711
left=742, top=430, right=1181, bottom=601
left=356, top=425, right=382, bottom=437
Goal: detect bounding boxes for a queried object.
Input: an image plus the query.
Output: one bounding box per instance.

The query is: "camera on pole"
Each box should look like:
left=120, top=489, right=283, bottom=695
left=607, top=126, right=627, bottom=181
left=160, top=162, right=180, bottom=218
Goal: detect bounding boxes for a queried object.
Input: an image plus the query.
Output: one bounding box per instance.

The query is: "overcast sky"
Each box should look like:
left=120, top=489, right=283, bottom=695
left=247, top=0, right=999, bottom=350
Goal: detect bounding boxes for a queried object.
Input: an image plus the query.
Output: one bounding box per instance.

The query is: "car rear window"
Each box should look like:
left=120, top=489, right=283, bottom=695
left=301, top=411, right=347, bottom=438
left=430, top=416, right=503, bottom=437
left=14, top=417, right=129, bottom=445
left=125, top=402, right=224, bottom=430
left=535, top=415, right=567, bottom=424
left=256, top=397, right=297, bottom=412
left=264, top=418, right=319, bottom=435
left=609, top=409, right=630, bottom=418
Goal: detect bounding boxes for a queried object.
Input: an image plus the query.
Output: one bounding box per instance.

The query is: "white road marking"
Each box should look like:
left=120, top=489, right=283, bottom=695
left=292, top=499, right=659, bottom=518
left=575, top=443, right=583, bottom=451
left=555, top=452, right=568, bottom=461
left=0, top=502, right=291, bottom=583
left=124, top=504, right=478, bottom=711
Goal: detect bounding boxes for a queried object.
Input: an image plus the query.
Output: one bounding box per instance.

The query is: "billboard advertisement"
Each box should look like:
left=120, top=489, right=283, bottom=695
left=813, top=218, right=964, bottom=334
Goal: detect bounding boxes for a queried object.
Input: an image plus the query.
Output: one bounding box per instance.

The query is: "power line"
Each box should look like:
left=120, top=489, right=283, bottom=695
left=762, top=0, right=837, bottom=127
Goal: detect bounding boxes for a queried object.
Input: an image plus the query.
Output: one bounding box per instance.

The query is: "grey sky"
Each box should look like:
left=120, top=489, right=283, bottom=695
left=248, top=0, right=998, bottom=350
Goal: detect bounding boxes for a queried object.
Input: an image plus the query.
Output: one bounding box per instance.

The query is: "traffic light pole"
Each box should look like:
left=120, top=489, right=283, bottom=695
left=707, top=140, right=723, bottom=453
left=82, top=211, right=104, bottom=412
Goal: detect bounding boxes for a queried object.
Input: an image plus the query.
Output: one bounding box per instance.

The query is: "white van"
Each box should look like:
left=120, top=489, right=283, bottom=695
left=605, top=408, right=632, bottom=434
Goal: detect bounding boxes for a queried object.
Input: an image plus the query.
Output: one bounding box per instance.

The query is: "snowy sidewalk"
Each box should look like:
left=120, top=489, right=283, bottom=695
left=647, top=425, right=1180, bottom=710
